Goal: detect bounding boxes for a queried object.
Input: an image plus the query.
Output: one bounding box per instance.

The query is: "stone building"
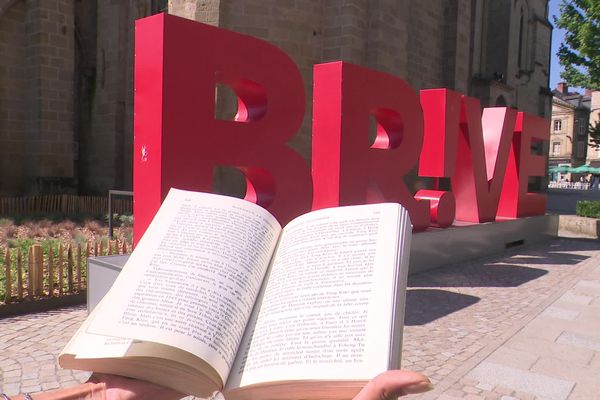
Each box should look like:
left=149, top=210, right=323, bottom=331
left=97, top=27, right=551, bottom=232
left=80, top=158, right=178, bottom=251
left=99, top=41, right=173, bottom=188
left=0, top=0, right=552, bottom=197
left=586, top=89, right=600, bottom=168
left=549, top=83, right=591, bottom=181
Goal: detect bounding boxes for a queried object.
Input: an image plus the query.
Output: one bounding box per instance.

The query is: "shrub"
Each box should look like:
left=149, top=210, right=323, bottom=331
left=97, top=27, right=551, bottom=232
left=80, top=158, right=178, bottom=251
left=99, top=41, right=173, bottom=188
left=576, top=201, right=600, bottom=219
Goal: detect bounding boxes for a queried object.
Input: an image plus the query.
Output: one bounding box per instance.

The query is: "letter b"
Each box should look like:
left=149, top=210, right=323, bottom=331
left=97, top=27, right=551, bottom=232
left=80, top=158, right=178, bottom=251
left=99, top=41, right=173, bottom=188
left=134, top=14, right=312, bottom=242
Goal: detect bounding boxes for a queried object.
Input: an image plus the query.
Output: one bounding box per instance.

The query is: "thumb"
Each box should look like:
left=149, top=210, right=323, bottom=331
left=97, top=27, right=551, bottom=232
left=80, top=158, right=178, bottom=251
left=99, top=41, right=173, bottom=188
left=353, top=370, right=433, bottom=400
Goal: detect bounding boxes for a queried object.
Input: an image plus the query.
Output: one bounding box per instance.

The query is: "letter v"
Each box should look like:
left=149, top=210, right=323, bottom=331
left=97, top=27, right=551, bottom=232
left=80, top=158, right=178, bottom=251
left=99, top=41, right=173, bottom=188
left=452, top=96, right=517, bottom=222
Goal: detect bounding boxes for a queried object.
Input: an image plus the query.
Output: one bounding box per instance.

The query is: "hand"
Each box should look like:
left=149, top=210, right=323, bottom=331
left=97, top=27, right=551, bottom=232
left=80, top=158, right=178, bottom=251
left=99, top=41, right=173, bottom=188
left=353, top=370, right=433, bottom=400
left=83, top=370, right=432, bottom=400
left=87, top=373, right=185, bottom=400
left=5, top=369, right=434, bottom=400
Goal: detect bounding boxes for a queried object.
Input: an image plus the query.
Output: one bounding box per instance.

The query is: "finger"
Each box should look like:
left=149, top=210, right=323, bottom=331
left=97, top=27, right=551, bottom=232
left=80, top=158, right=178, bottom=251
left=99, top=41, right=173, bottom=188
left=353, top=370, right=433, bottom=400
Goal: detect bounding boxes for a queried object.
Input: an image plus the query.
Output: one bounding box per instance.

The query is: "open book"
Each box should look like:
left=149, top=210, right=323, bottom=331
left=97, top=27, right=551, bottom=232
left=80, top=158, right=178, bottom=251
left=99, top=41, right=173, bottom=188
left=59, top=188, right=412, bottom=400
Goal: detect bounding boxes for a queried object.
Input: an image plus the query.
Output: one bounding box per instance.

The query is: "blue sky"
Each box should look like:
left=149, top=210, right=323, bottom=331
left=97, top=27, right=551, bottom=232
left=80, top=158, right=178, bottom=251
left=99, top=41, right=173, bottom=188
left=548, top=0, right=586, bottom=93
left=549, top=0, right=564, bottom=91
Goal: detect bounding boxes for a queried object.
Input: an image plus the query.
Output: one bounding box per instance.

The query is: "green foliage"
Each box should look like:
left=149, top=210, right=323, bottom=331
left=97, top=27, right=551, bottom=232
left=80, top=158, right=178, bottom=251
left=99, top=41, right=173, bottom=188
left=6, top=238, right=36, bottom=252
left=554, top=0, right=600, bottom=90
left=0, top=218, right=13, bottom=226
left=1, top=212, right=97, bottom=225
left=105, top=213, right=134, bottom=227
left=576, top=200, right=600, bottom=218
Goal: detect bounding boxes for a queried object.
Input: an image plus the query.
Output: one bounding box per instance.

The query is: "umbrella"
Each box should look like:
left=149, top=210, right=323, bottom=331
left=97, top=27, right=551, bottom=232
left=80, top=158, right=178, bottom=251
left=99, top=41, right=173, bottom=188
left=569, top=164, right=600, bottom=174
left=549, top=165, right=571, bottom=173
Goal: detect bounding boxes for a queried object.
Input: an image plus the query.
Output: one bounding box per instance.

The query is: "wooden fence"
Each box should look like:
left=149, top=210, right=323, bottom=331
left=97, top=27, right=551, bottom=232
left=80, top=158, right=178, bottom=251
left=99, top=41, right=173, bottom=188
left=2, top=239, right=131, bottom=304
left=0, top=194, right=132, bottom=217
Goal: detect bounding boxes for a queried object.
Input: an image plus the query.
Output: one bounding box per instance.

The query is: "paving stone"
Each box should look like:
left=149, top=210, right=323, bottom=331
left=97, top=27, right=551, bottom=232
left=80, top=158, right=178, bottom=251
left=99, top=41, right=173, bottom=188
left=486, top=347, right=539, bottom=370
left=556, top=330, right=600, bottom=351
left=504, top=336, right=594, bottom=365
left=567, top=376, right=600, bottom=400
left=436, top=395, right=462, bottom=400
left=513, top=319, right=563, bottom=341
left=513, top=391, right=536, bottom=400
left=463, top=385, right=481, bottom=394
left=540, top=306, right=580, bottom=320
left=573, top=279, right=600, bottom=289
left=555, top=291, right=593, bottom=306
left=467, top=362, right=574, bottom=400
left=475, top=382, right=494, bottom=391
left=590, top=352, right=600, bottom=371
left=463, top=394, right=484, bottom=400
left=531, top=356, right=598, bottom=383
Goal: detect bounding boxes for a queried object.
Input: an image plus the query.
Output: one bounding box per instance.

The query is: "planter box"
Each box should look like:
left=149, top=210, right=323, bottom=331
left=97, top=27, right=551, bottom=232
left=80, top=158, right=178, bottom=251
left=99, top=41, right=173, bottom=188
left=558, top=215, right=600, bottom=238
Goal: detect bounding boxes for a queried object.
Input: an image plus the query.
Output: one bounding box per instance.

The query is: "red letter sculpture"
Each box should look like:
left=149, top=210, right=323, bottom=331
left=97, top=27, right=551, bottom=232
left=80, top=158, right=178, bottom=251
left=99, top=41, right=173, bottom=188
left=312, top=61, right=430, bottom=230
left=451, top=96, right=517, bottom=222
left=497, top=112, right=550, bottom=217
left=417, top=89, right=462, bottom=227
left=134, top=14, right=312, bottom=242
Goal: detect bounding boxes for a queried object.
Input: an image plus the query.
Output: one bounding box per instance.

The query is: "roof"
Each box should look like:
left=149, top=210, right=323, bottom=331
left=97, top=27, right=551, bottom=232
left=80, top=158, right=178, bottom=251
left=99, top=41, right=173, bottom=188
left=552, top=89, right=591, bottom=111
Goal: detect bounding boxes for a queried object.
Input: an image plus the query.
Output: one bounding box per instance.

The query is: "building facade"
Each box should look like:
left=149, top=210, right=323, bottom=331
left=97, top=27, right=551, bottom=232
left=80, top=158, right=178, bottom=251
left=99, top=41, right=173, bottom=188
left=586, top=90, right=600, bottom=168
left=0, top=0, right=552, bottom=196
left=549, top=83, right=591, bottom=182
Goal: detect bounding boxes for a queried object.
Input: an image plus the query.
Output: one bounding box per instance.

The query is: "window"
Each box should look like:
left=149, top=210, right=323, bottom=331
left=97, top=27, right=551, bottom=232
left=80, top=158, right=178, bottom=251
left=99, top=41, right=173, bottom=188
left=553, top=119, right=562, bottom=132
left=578, top=120, right=587, bottom=136
left=552, top=142, right=561, bottom=156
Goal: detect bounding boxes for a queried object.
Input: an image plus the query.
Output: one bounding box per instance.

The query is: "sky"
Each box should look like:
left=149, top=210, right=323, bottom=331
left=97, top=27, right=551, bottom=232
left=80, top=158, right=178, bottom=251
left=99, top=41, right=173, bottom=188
left=548, top=0, right=585, bottom=93
left=549, top=0, right=564, bottom=91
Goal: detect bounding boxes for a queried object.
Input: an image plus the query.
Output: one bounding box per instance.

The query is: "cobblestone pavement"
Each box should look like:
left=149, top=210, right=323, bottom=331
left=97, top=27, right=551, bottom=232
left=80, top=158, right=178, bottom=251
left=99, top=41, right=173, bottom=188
left=1, top=237, right=599, bottom=399
left=0, top=307, right=90, bottom=395
left=405, top=238, right=600, bottom=400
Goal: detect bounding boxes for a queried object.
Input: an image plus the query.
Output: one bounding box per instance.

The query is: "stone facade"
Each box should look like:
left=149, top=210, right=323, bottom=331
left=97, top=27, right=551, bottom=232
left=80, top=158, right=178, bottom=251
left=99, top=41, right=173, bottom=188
left=0, top=0, right=75, bottom=195
left=549, top=84, right=590, bottom=181
left=587, top=90, right=600, bottom=167
left=0, top=0, right=552, bottom=196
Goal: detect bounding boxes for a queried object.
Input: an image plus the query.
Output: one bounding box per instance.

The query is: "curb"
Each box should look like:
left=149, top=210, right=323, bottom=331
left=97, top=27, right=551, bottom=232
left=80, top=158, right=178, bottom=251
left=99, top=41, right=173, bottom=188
left=558, top=215, right=599, bottom=238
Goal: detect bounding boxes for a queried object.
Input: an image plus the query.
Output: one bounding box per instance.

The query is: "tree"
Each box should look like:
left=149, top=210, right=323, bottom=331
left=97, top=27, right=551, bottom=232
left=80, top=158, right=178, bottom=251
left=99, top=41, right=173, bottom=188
left=589, top=120, right=600, bottom=148
left=554, top=0, right=600, bottom=90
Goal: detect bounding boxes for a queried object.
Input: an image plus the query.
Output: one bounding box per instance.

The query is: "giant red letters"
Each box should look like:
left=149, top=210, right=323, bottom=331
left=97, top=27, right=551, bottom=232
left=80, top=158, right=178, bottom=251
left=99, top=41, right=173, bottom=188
left=133, top=14, right=550, bottom=242
left=312, top=62, right=430, bottom=231
left=497, top=113, right=550, bottom=217
left=451, top=94, right=517, bottom=222
left=134, top=13, right=312, bottom=243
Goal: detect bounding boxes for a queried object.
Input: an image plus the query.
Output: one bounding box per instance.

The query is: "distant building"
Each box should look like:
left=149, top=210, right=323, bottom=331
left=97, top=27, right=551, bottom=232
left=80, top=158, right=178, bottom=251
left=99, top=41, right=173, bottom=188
left=0, top=0, right=552, bottom=196
left=549, top=83, right=592, bottom=182
left=586, top=89, right=600, bottom=168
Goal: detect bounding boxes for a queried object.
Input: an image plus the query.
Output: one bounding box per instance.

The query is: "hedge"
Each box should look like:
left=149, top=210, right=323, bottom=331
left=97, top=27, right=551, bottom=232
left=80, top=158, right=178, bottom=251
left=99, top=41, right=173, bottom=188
left=575, top=201, right=600, bottom=219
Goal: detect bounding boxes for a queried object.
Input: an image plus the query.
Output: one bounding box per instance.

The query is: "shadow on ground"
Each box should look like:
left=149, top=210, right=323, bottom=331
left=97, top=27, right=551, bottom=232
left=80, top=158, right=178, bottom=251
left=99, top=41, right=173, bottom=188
left=404, top=289, right=480, bottom=325
left=408, top=238, right=599, bottom=289
left=408, top=264, right=548, bottom=288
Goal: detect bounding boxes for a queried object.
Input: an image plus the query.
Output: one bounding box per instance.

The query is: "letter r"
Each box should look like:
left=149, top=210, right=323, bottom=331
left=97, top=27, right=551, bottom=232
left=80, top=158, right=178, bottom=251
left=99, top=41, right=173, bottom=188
left=134, top=14, right=312, bottom=242
left=312, top=61, right=430, bottom=230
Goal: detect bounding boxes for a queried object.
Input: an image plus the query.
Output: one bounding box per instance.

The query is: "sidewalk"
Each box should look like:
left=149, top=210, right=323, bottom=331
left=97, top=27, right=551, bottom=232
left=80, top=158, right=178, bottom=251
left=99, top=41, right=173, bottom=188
left=1, top=237, right=599, bottom=399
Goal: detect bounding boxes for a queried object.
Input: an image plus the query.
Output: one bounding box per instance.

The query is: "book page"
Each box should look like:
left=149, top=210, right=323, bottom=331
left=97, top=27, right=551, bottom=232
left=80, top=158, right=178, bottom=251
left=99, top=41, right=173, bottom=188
left=227, top=203, right=410, bottom=389
left=86, top=189, right=282, bottom=384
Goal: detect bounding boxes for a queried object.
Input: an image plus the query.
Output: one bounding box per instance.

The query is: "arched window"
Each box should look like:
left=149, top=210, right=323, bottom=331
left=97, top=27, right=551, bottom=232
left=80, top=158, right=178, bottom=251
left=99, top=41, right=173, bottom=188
left=518, top=9, right=524, bottom=67
left=516, top=2, right=529, bottom=70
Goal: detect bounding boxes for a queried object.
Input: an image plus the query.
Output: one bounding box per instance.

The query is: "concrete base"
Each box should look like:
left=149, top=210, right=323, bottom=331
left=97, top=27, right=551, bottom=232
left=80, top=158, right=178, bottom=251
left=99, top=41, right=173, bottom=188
left=410, top=215, right=559, bottom=274
left=87, top=255, right=129, bottom=312
left=558, top=215, right=600, bottom=238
